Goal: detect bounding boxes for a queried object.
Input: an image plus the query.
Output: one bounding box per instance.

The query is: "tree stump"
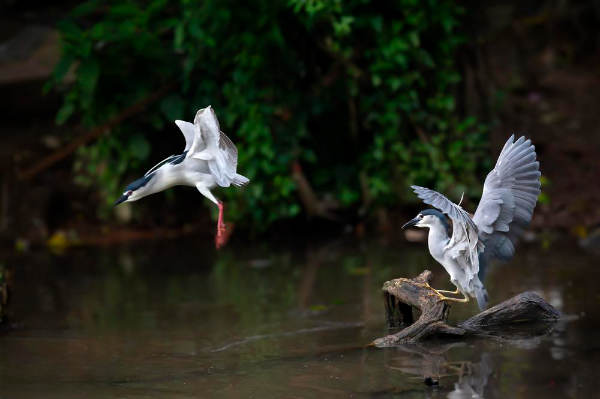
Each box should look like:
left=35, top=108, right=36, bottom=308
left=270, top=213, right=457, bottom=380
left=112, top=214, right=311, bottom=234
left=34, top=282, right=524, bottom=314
left=374, top=270, right=563, bottom=348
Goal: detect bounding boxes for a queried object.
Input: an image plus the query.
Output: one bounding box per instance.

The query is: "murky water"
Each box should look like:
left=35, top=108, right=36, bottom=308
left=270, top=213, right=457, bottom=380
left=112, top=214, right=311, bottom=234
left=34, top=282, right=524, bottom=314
left=1, top=237, right=598, bottom=398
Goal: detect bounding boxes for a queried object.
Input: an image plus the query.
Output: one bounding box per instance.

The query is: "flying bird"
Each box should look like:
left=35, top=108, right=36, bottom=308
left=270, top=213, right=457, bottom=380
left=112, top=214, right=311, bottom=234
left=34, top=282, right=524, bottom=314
left=402, top=135, right=541, bottom=310
left=114, top=106, right=249, bottom=247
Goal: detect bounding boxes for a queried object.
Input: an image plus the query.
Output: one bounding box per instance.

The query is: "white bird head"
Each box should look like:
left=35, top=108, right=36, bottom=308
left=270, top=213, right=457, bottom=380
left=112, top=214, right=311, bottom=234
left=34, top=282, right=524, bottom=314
left=402, top=209, right=450, bottom=231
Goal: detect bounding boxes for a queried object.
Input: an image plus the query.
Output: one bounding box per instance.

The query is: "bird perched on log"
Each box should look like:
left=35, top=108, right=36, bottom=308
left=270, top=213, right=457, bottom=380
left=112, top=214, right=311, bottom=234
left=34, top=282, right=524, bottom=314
left=114, top=106, right=249, bottom=247
left=402, top=135, right=541, bottom=310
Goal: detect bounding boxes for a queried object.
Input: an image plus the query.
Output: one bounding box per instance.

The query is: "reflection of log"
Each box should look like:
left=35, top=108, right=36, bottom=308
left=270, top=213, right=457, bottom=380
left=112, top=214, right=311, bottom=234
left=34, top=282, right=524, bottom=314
left=374, top=271, right=563, bottom=347
left=384, top=341, right=466, bottom=383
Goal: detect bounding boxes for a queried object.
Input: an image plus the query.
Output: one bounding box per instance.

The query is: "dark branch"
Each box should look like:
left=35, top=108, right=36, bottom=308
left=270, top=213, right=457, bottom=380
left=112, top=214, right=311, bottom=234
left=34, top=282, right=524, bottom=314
left=373, top=271, right=563, bottom=347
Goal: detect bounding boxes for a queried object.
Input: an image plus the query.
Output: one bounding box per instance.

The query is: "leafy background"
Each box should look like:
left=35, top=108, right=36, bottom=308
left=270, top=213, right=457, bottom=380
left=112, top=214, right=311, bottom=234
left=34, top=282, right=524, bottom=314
left=46, top=0, right=491, bottom=230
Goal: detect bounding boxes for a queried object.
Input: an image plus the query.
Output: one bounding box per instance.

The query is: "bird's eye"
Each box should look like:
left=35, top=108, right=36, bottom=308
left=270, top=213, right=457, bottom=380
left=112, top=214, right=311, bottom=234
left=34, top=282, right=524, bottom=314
left=125, top=190, right=133, bottom=196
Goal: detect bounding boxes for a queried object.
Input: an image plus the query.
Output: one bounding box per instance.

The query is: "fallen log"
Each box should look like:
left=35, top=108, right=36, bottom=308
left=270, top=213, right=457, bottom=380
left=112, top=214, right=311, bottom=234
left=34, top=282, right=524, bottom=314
left=374, top=270, right=563, bottom=347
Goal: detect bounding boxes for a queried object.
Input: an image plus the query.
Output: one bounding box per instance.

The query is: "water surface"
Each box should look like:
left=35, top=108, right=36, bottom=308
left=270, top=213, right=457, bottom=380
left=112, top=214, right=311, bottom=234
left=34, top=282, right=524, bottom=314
left=1, top=237, right=598, bottom=398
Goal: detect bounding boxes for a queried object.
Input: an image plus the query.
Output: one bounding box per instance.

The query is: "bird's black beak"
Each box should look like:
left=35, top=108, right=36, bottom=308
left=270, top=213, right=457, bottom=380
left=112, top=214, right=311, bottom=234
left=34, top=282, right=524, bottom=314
left=402, top=216, right=420, bottom=230
left=114, top=195, right=128, bottom=206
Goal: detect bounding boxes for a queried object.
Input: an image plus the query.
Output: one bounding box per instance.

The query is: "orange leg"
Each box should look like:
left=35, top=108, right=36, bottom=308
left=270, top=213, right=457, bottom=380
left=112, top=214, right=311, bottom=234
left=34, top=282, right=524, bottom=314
left=217, top=202, right=226, bottom=237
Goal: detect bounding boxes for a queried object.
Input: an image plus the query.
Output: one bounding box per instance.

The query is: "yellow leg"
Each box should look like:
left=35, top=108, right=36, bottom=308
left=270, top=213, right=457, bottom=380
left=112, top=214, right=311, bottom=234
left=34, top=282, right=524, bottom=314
left=421, top=282, right=470, bottom=303
left=437, top=288, right=460, bottom=295
left=437, top=292, right=470, bottom=304
left=422, top=283, right=456, bottom=301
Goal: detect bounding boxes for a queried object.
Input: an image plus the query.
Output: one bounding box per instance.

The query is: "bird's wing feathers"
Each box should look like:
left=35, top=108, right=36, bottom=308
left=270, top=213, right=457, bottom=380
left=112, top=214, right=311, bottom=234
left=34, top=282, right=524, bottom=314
left=144, top=154, right=179, bottom=177
left=473, top=135, right=540, bottom=263
left=412, top=186, right=484, bottom=279
left=188, top=107, right=239, bottom=187
left=174, top=120, right=195, bottom=152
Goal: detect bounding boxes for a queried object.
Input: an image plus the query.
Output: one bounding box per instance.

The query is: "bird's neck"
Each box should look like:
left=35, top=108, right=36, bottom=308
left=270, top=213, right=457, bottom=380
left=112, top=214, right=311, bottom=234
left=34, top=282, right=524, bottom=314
left=151, top=165, right=181, bottom=192
left=135, top=168, right=174, bottom=199
left=427, top=223, right=450, bottom=258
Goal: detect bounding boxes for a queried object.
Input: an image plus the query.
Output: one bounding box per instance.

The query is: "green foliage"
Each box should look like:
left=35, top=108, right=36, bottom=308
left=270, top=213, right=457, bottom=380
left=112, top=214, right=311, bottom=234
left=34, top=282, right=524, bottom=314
left=48, top=0, right=490, bottom=228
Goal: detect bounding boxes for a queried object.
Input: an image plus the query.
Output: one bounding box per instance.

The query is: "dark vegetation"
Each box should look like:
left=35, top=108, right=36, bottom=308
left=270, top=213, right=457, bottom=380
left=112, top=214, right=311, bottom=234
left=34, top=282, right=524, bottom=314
left=1, top=0, right=600, bottom=243
left=44, top=0, right=490, bottom=229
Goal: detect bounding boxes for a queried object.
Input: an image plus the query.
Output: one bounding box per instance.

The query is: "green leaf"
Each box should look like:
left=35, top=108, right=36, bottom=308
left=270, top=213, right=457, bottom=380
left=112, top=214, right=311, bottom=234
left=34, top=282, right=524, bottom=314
left=51, top=54, right=75, bottom=84
left=56, top=102, right=75, bottom=125
left=159, top=95, right=185, bottom=121
left=71, top=0, right=100, bottom=18
left=128, top=134, right=151, bottom=161
left=109, top=4, right=140, bottom=18
left=77, top=59, right=100, bottom=95
left=174, top=23, right=185, bottom=51
left=57, top=20, right=82, bottom=39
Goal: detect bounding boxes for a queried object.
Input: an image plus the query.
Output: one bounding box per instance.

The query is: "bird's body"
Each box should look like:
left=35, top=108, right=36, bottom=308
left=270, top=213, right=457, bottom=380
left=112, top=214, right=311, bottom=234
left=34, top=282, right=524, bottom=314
left=115, top=106, right=249, bottom=246
left=130, top=154, right=211, bottom=194
left=403, top=136, right=541, bottom=310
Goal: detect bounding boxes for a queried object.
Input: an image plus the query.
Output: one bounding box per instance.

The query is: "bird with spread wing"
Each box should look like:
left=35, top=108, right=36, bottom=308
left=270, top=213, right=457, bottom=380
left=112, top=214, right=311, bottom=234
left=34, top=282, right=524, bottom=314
left=114, top=106, right=249, bottom=248
left=402, top=135, right=541, bottom=310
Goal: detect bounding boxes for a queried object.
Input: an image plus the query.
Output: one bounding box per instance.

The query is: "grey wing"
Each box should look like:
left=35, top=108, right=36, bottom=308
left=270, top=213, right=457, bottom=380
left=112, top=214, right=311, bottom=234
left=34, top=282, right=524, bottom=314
left=412, top=186, right=484, bottom=279
left=209, top=130, right=239, bottom=187
left=188, top=107, right=239, bottom=187
left=174, top=120, right=195, bottom=152
left=473, top=135, right=541, bottom=264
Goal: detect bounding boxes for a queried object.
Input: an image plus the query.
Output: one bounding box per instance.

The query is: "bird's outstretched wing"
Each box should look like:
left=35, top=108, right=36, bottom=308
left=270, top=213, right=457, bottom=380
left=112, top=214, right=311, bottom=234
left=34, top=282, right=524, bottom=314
left=412, top=186, right=484, bottom=279
left=174, top=120, right=195, bottom=152
left=144, top=154, right=180, bottom=177
left=142, top=121, right=195, bottom=177
left=187, top=106, right=239, bottom=187
left=473, top=135, right=540, bottom=264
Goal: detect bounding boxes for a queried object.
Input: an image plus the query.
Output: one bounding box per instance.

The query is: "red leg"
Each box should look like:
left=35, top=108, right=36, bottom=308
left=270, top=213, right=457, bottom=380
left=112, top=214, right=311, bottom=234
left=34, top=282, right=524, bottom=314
left=216, top=201, right=226, bottom=237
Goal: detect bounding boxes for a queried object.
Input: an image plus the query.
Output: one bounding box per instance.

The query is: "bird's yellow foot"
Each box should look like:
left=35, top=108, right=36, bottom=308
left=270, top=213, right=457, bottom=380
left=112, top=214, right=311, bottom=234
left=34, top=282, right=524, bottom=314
left=436, top=293, right=470, bottom=304
left=422, top=283, right=450, bottom=301
left=422, top=283, right=468, bottom=303
left=437, top=288, right=460, bottom=295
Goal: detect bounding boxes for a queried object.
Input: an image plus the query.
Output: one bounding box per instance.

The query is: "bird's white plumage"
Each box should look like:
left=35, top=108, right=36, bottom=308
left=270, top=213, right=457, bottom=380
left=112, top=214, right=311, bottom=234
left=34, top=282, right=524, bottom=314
left=116, top=106, right=249, bottom=248
left=412, top=186, right=484, bottom=281
left=175, top=120, right=195, bottom=152
left=143, top=154, right=179, bottom=177
left=473, top=135, right=541, bottom=262
left=188, top=106, right=240, bottom=188
left=409, top=135, right=541, bottom=310
left=144, top=120, right=195, bottom=177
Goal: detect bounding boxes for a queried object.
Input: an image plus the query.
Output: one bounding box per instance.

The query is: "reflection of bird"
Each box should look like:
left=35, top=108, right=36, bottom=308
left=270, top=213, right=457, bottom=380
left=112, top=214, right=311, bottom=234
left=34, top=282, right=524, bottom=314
left=114, top=106, right=249, bottom=245
left=402, top=136, right=540, bottom=310
left=447, top=353, right=493, bottom=399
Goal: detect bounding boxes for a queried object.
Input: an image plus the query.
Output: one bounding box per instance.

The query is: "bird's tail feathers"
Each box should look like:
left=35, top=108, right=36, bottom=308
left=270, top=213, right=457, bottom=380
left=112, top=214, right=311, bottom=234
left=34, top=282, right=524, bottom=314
left=232, top=174, right=250, bottom=187
left=471, top=276, right=489, bottom=311
left=475, top=287, right=489, bottom=311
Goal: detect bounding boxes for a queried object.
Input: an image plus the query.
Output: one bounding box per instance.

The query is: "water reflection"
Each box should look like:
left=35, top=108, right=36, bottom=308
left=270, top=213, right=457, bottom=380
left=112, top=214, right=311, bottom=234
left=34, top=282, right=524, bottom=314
left=447, top=353, right=493, bottom=399
left=0, top=239, right=598, bottom=398
left=384, top=341, right=467, bottom=381
left=383, top=343, right=495, bottom=399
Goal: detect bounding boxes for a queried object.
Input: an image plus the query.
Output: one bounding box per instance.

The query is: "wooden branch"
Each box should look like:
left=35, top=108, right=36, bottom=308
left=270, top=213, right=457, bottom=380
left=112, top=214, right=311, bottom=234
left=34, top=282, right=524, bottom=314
left=291, top=160, right=337, bottom=220
left=373, top=271, right=563, bottom=348
left=458, top=291, right=563, bottom=332
left=17, top=81, right=178, bottom=181
left=374, top=271, right=466, bottom=347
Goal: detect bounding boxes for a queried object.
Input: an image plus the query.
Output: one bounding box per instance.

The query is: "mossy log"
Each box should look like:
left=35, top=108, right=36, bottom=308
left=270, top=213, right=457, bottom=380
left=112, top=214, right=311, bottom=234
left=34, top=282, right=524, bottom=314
left=374, top=270, right=563, bottom=347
